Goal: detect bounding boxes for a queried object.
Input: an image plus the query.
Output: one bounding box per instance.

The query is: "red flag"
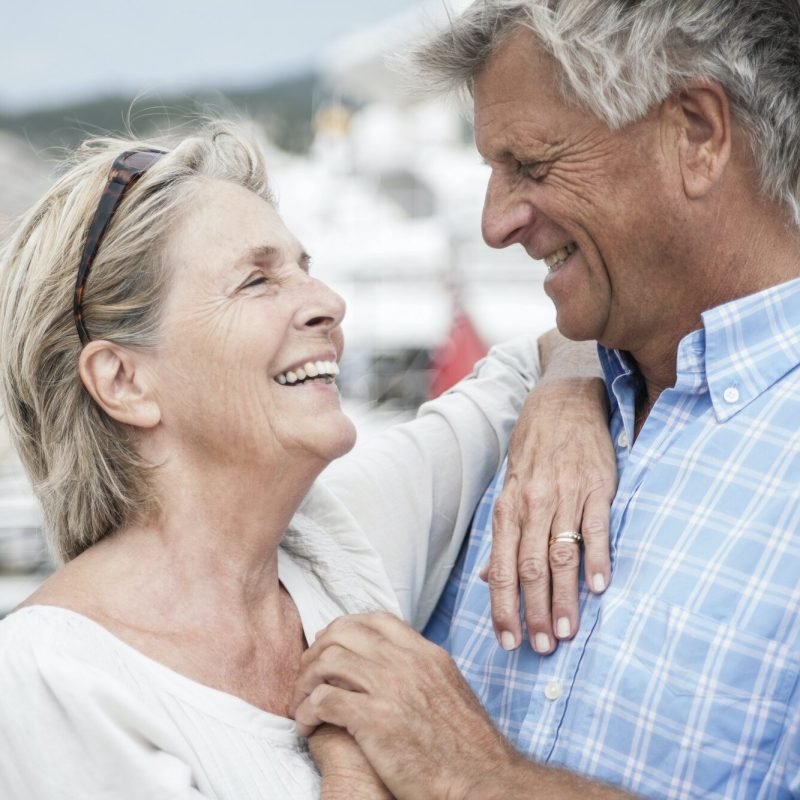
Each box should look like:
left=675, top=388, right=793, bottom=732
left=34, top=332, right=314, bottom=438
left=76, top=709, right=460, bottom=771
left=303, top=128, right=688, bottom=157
left=428, top=308, right=488, bottom=398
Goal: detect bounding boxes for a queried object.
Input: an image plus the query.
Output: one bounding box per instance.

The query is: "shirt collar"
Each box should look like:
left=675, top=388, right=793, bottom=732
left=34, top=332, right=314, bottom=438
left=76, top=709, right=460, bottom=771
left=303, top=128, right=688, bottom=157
left=598, top=276, right=800, bottom=422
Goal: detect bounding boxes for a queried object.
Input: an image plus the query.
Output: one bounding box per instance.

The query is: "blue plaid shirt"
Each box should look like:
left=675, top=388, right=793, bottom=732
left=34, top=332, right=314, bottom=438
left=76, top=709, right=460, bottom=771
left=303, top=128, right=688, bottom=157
left=425, top=278, right=800, bottom=799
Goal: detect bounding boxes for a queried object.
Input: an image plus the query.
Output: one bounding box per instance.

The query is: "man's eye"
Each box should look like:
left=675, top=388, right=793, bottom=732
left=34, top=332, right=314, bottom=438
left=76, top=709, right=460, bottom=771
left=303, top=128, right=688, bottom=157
left=518, top=161, right=549, bottom=181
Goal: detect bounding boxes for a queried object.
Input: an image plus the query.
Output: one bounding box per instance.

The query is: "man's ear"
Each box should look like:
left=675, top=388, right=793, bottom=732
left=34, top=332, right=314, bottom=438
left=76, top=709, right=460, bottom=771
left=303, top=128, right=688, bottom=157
left=78, top=341, right=161, bottom=429
left=671, top=81, right=732, bottom=199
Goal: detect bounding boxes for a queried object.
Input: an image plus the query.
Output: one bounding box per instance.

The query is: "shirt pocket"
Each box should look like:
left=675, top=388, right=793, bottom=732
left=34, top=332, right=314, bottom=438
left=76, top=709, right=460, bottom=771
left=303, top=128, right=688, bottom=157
left=576, top=592, right=799, bottom=798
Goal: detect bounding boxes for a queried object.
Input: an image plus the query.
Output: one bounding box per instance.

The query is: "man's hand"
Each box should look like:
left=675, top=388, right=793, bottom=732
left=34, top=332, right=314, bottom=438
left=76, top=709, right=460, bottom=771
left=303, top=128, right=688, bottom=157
left=308, top=724, right=394, bottom=800
left=486, top=331, right=617, bottom=654
left=293, top=613, right=518, bottom=800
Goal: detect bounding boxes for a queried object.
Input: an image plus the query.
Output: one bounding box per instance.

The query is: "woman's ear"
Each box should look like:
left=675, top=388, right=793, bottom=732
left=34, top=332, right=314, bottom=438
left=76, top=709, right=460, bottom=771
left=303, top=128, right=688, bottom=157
left=672, top=80, right=732, bottom=199
left=78, top=341, right=161, bottom=429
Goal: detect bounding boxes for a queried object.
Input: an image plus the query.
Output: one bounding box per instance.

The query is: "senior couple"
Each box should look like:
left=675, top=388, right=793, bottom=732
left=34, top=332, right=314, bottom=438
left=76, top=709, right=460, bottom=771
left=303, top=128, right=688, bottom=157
left=1, top=0, right=799, bottom=798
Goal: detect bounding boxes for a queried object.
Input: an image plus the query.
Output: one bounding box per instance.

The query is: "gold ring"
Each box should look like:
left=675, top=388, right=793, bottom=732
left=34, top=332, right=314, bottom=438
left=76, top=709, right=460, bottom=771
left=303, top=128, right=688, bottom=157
left=549, top=530, right=583, bottom=547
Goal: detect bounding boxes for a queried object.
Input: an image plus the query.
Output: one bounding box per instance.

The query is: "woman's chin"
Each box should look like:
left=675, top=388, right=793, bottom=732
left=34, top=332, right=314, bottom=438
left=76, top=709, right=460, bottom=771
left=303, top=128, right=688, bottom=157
left=328, top=417, right=358, bottom=461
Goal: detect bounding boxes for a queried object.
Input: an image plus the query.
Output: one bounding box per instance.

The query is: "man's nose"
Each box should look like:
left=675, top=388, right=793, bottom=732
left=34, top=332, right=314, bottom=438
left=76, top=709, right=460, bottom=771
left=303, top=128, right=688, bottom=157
left=481, top=173, right=536, bottom=249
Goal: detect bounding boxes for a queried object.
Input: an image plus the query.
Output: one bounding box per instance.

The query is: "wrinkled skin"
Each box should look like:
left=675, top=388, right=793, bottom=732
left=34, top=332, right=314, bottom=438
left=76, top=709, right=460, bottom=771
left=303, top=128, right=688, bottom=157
left=485, top=332, right=616, bottom=653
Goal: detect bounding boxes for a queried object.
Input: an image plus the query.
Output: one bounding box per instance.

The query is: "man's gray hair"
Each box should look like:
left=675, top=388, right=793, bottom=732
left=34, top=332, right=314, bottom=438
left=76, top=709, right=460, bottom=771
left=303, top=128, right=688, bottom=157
left=0, top=121, right=274, bottom=563
left=414, top=0, right=800, bottom=226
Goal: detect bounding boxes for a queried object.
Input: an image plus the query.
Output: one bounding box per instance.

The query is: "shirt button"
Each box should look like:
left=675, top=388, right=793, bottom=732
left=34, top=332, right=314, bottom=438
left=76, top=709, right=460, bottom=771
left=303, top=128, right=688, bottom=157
left=544, top=680, right=562, bottom=701
left=616, top=430, right=629, bottom=448
left=723, top=386, right=740, bottom=404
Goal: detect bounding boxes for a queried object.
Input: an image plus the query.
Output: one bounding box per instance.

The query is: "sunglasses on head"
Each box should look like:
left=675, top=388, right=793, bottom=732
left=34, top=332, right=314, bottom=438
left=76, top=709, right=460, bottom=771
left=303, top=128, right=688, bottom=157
left=73, top=148, right=165, bottom=346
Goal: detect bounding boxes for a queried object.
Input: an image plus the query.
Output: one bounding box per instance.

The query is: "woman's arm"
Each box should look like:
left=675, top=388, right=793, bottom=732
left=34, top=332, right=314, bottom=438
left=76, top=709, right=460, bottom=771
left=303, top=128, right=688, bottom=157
left=309, top=724, right=393, bottom=800
left=319, top=330, right=616, bottom=636
left=319, top=334, right=540, bottom=630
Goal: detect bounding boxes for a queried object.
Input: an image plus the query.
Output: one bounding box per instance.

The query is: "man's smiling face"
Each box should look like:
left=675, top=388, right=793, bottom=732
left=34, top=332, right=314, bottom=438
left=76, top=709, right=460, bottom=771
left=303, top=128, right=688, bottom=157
left=475, top=26, right=689, bottom=352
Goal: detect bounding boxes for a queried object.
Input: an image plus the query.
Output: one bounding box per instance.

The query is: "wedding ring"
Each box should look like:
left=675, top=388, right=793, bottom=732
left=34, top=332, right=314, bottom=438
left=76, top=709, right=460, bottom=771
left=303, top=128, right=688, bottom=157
left=549, top=530, right=584, bottom=547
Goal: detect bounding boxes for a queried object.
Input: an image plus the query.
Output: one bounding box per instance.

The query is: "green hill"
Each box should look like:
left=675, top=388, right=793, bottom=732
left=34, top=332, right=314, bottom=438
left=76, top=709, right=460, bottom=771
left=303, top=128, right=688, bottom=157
left=0, top=72, right=320, bottom=154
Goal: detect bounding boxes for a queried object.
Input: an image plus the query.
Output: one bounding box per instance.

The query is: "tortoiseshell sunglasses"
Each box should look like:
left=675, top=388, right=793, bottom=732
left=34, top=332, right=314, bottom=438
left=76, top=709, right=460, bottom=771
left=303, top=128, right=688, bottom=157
left=73, top=148, right=165, bottom=345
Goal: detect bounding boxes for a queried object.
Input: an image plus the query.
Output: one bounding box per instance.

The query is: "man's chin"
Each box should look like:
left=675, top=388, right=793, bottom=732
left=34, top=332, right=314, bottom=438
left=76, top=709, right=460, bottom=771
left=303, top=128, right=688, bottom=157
left=553, top=316, right=599, bottom=343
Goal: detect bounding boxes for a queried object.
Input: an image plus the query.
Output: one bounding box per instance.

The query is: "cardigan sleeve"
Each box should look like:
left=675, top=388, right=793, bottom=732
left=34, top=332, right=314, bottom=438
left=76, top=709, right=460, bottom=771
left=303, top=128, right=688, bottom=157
left=318, top=335, right=540, bottom=630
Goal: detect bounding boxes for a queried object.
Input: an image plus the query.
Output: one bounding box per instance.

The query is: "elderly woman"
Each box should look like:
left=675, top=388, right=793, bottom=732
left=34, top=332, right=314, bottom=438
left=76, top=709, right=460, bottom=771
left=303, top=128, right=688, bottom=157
left=0, top=122, right=611, bottom=798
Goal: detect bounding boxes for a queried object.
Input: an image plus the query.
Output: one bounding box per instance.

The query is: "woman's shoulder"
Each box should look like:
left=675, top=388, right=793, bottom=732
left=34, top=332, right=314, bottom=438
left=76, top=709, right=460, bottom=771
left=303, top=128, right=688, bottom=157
left=290, top=484, right=402, bottom=620
left=0, top=605, right=130, bottom=679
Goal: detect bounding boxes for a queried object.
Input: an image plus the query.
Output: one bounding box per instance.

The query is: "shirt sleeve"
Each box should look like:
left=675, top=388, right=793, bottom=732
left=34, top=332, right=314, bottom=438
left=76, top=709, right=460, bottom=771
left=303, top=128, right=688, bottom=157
left=0, top=633, right=208, bottom=800
left=319, top=334, right=540, bottom=630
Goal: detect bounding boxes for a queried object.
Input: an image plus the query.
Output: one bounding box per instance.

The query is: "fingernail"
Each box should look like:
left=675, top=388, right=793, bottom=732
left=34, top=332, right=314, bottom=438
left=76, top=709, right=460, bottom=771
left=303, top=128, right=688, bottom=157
left=500, top=631, right=517, bottom=651
left=534, top=633, right=551, bottom=653
left=556, top=617, right=571, bottom=638
left=592, top=573, right=607, bottom=593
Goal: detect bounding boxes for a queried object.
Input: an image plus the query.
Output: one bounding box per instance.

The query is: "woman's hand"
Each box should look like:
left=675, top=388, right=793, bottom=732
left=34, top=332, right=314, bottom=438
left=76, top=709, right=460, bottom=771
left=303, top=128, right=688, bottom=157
left=485, top=331, right=617, bottom=654
left=308, top=723, right=394, bottom=800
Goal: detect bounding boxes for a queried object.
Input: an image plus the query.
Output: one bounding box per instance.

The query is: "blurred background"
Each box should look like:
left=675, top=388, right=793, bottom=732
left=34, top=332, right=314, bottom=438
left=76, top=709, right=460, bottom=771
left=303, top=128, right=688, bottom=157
left=0, top=0, right=555, bottom=611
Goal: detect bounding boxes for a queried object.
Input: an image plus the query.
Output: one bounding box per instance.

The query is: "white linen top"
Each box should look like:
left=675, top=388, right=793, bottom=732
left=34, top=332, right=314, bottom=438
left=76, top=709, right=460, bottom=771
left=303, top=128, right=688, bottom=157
left=0, top=336, right=539, bottom=799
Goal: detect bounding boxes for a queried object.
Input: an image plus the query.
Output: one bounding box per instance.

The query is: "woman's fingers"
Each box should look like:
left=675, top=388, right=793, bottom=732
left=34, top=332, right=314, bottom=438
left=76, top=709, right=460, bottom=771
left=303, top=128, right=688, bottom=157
left=582, top=487, right=612, bottom=594
left=486, top=367, right=617, bottom=653
left=516, top=495, right=558, bottom=654
left=487, top=487, right=524, bottom=650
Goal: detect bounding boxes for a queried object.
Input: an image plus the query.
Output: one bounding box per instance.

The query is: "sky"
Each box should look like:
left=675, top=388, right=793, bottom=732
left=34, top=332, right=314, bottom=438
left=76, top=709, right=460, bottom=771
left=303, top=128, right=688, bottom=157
left=0, top=0, right=427, bottom=112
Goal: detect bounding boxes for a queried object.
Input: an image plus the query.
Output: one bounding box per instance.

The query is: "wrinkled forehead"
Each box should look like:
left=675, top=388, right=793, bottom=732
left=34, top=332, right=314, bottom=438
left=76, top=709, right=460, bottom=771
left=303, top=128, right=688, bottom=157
left=164, top=179, right=299, bottom=283
left=473, top=26, right=566, bottom=113
left=472, top=28, right=596, bottom=159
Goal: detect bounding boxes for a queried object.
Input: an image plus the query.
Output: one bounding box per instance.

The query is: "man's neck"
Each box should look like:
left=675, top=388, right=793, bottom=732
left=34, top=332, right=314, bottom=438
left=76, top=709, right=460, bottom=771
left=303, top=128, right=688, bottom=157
left=628, top=203, right=800, bottom=423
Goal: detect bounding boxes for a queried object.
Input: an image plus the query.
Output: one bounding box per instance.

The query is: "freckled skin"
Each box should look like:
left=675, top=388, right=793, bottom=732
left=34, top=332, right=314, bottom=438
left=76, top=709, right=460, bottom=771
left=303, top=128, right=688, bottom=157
left=474, top=28, right=700, bottom=358
left=146, top=180, right=356, bottom=475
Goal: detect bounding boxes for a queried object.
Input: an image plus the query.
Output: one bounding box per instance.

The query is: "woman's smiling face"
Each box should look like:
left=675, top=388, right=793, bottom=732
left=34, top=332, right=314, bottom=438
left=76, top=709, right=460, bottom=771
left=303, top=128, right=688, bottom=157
left=149, top=179, right=356, bottom=472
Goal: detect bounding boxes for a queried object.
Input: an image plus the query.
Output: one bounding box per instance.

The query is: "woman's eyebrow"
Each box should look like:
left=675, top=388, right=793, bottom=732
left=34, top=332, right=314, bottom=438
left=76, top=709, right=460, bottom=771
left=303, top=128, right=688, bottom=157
left=236, top=245, right=312, bottom=271
left=237, top=244, right=280, bottom=267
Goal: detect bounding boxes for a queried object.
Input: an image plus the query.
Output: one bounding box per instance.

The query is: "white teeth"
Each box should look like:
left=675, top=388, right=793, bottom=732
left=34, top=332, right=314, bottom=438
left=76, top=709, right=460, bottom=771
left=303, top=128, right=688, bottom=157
left=275, top=360, right=340, bottom=385
left=544, top=242, right=577, bottom=270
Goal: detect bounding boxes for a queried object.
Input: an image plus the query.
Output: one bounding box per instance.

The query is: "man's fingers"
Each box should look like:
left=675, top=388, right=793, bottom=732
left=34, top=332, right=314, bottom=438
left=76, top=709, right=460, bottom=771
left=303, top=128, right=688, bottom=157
left=292, top=643, right=372, bottom=716
left=301, top=612, right=404, bottom=672
left=295, top=684, right=366, bottom=738
left=487, top=491, right=523, bottom=650
left=581, top=489, right=612, bottom=593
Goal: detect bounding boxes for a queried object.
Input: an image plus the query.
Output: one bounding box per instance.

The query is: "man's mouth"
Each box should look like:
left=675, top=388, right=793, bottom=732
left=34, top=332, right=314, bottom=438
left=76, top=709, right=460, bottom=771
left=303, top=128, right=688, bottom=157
left=544, top=242, right=577, bottom=271
left=275, top=360, right=340, bottom=386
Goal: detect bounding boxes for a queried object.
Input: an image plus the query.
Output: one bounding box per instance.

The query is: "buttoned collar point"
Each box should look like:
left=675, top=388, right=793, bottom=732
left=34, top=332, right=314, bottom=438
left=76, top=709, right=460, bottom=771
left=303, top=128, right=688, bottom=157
left=597, top=276, right=800, bottom=424
left=702, top=276, right=800, bottom=422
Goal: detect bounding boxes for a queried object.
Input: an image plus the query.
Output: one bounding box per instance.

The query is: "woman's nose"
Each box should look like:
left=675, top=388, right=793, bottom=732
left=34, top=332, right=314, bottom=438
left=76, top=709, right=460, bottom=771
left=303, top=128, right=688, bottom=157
left=298, top=278, right=346, bottom=333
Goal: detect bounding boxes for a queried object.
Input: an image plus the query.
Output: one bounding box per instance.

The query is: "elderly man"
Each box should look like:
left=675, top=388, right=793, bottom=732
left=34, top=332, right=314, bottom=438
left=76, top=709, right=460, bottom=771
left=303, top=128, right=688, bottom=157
left=294, top=2, right=800, bottom=798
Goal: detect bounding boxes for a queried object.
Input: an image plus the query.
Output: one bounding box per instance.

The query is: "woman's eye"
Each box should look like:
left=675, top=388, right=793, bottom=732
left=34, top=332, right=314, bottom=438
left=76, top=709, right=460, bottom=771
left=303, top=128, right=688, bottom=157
left=244, top=276, right=268, bottom=289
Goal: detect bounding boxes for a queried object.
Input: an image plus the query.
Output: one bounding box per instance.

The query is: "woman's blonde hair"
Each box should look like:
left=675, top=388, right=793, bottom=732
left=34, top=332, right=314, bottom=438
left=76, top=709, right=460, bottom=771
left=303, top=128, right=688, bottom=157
left=0, top=120, right=274, bottom=563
